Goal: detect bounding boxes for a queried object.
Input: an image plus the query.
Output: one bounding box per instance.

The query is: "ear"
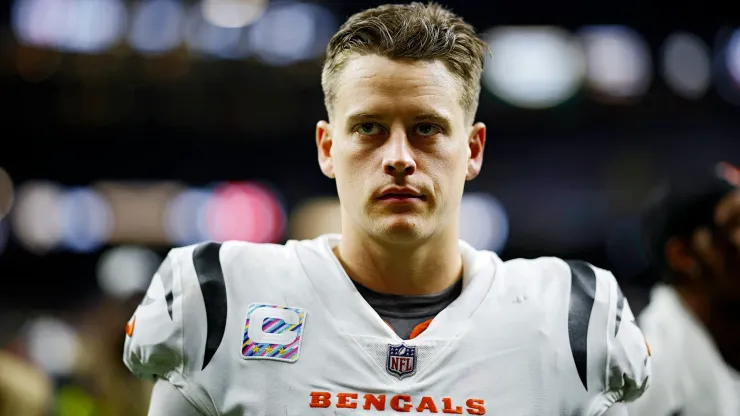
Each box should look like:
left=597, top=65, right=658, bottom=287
left=466, top=122, right=486, bottom=181
left=665, top=236, right=700, bottom=280
left=316, top=120, right=335, bottom=179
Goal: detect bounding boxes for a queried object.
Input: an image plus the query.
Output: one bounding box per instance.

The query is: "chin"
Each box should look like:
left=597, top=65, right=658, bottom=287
left=373, top=217, right=428, bottom=244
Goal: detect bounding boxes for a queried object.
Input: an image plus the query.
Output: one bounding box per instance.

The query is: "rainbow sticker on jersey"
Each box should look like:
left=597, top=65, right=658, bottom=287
left=241, top=303, right=306, bottom=363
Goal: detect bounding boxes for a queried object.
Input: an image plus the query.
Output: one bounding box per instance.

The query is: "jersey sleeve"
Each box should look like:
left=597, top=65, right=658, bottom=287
left=603, top=291, right=651, bottom=403
left=563, top=261, right=651, bottom=414
left=123, top=249, right=184, bottom=380
left=148, top=379, right=205, bottom=416
left=123, top=243, right=226, bottom=416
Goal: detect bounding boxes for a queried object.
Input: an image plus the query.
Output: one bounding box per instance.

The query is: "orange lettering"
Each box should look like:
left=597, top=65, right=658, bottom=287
left=416, top=396, right=439, bottom=412
left=310, top=391, right=485, bottom=413
left=336, top=392, right=358, bottom=409
left=442, top=397, right=463, bottom=414
left=363, top=394, right=386, bottom=410
left=465, top=399, right=486, bottom=415
left=309, top=391, right=331, bottom=408
left=390, top=394, right=413, bottom=412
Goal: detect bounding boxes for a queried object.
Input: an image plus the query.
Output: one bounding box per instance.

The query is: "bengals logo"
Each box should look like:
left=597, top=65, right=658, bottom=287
left=310, top=392, right=485, bottom=414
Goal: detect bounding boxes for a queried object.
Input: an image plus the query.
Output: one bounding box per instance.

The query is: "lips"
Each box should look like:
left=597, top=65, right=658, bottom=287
left=377, top=187, right=425, bottom=201
left=378, top=193, right=423, bottom=200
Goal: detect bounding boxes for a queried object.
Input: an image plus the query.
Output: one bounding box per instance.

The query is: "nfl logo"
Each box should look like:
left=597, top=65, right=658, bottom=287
left=386, top=343, right=417, bottom=379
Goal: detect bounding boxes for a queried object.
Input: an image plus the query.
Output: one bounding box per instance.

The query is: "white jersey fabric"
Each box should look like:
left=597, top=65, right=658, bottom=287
left=123, top=234, right=650, bottom=416
left=627, top=285, right=740, bottom=416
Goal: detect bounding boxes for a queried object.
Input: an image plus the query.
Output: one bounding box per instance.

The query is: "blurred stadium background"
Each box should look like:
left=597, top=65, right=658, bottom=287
left=0, top=0, right=737, bottom=414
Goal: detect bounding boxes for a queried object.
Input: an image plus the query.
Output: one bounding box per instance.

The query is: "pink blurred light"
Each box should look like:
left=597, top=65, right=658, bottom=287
left=205, top=182, right=284, bottom=243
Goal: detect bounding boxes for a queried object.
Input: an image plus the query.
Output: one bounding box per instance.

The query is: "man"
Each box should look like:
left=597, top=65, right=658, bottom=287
left=124, top=3, right=650, bottom=415
left=0, top=350, right=52, bottom=416
left=627, top=162, right=740, bottom=416
left=0, top=313, right=53, bottom=416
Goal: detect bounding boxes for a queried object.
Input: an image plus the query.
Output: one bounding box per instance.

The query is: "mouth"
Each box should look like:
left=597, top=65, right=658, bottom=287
left=377, top=194, right=425, bottom=201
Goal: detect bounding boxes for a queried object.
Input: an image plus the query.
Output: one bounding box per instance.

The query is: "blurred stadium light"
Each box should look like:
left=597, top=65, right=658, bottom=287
left=25, top=317, right=80, bottom=377
left=661, top=32, right=711, bottom=100
left=7, top=0, right=739, bottom=110
left=128, top=0, right=186, bottom=55
left=185, top=1, right=251, bottom=59
left=7, top=180, right=286, bottom=251
left=713, top=29, right=740, bottom=105
left=482, top=26, right=585, bottom=109
left=459, top=193, right=509, bottom=253
left=578, top=25, right=652, bottom=104
left=12, top=0, right=128, bottom=53
left=205, top=181, right=285, bottom=243
left=247, top=0, right=337, bottom=66
left=60, top=187, right=113, bottom=253
left=11, top=181, right=65, bottom=254
left=202, top=0, right=268, bottom=29
left=164, top=187, right=213, bottom=246
left=96, top=246, right=160, bottom=299
left=724, top=29, right=740, bottom=91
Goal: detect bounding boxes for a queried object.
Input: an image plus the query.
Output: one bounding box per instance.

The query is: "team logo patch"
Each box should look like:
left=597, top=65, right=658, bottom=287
left=386, top=343, right=417, bottom=379
left=242, top=303, right=306, bottom=363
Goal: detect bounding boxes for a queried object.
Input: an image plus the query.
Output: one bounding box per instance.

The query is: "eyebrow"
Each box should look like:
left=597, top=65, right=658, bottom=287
left=344, top=111, right=452, bottom=127
left=412, top=112, right=451, bottom=124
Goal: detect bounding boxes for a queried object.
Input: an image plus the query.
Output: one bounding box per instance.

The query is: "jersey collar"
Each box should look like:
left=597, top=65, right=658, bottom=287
left=292, top=234, right=499, bottom=341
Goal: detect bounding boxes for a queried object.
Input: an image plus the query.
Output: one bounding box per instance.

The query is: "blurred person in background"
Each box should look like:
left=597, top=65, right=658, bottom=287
left=123, top=3, right=649, bottom=415
left=0, top=312, right=53, bottom=416
left=628, top=162, right=740, bottom=416
left=1, top=295, right=152, bottom=416
left=64, top=293, right=153, bottom=416
left=0, top=350, right=52, bottom=416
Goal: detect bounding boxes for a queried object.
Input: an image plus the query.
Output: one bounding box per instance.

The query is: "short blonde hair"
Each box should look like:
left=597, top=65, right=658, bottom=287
left=321, top=2, right=488, bottom=121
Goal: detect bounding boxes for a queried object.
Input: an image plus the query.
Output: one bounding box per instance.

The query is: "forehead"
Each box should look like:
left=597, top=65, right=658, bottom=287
left=333, top=54, right=465, bottom=122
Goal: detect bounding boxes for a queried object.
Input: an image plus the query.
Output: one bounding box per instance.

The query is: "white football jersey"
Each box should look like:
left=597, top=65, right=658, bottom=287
left=123, top=234, right=650, bottom=416
left=627, top=285, right=740, bottom=416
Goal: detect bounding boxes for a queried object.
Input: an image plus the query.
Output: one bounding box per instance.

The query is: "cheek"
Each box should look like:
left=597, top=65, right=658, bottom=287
left=427, top=144, right=469, bottom=177
left=334, top=146, right=375, bottom=190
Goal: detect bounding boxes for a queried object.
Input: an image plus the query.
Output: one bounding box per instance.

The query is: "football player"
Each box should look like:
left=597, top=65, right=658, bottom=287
left=628, top=163, right=740, bottom=416
left=124, top=3, right=650, bottom=415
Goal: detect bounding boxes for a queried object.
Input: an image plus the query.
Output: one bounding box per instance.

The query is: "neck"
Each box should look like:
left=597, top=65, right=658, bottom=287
left=675, top=283, right=740, bottom=371
left=675, top=284, right=711, bottom=325
left=336, top=225, right=463, bottom=296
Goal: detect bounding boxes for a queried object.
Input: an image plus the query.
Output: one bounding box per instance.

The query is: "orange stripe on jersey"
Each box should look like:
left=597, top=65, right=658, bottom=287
left=125, top=316, right=136, bottom=337
left=409, top=319, right=433, bottom=340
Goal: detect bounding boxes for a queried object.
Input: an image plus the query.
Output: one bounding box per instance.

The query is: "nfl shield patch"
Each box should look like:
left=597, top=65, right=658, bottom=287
left=241, top=303, right=306, bottom=363
left=386, top=343, right=417, bottom=379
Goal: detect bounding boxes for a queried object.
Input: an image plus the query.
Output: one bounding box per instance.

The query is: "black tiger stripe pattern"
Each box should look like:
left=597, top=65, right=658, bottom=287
left=193, top=242, right=227, bottom=371
left=566, top=260, right=597, bottom=391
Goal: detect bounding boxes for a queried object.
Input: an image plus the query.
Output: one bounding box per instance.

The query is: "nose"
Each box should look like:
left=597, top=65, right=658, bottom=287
left=382, top=130, right=416, bottom=177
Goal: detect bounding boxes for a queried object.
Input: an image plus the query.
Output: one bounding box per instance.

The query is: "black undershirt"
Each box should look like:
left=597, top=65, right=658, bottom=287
left=351, top=279, right=463, bottom=340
